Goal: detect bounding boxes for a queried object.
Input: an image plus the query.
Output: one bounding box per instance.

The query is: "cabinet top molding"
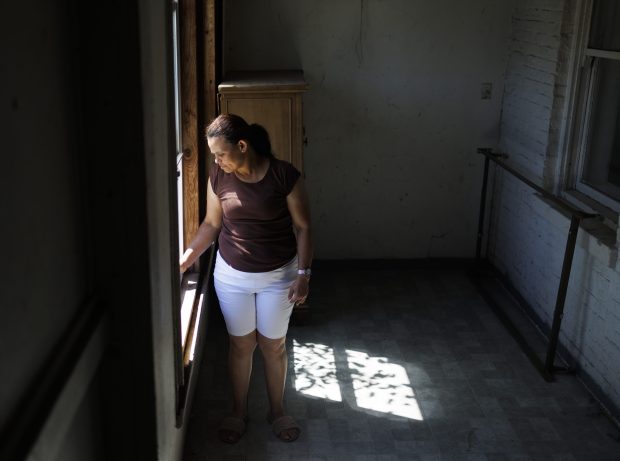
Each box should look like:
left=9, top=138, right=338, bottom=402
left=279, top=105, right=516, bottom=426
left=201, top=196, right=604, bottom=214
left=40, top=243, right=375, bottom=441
left=219, top=70, right=309, bottom=93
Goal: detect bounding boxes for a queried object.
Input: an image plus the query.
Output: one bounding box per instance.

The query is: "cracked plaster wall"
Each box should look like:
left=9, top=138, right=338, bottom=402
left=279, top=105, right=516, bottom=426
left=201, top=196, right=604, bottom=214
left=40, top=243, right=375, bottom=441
left=224, top=0, right=516, bottom=258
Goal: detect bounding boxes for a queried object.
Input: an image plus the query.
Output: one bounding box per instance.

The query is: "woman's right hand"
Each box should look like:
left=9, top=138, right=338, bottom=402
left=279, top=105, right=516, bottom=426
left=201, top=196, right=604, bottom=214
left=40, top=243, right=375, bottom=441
left=179, top=178, right=222, bottom=275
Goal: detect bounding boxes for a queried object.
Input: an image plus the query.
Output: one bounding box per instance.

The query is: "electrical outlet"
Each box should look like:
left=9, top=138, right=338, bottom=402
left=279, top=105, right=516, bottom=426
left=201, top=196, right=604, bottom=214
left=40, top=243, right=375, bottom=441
left=481, top=82, right=492, bottom=100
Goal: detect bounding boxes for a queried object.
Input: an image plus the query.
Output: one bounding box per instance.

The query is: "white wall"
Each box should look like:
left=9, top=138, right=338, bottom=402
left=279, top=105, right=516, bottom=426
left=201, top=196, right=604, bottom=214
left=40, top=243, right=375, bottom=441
left=224, top=0, right=516, bottom=258
left=489, top=0, right=620, bottom=418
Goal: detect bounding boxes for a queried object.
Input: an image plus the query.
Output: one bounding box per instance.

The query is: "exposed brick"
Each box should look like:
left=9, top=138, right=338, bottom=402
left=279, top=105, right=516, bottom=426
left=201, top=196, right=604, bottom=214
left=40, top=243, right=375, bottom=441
left=490, top=2, right=620, bottom=416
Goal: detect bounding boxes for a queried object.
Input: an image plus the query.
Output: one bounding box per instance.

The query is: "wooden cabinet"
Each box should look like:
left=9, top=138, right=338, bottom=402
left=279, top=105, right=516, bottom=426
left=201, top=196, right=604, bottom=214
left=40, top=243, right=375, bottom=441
left=218, top=70, right=309, bottom=173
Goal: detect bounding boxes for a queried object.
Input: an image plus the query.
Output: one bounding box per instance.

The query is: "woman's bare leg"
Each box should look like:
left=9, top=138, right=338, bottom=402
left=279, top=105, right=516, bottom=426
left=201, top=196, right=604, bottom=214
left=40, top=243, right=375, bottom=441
left=257, top=333, right=287, bottom=415
left=258, top=333, right=299, bottom=440
left=228, top=330, right=257, bottom=418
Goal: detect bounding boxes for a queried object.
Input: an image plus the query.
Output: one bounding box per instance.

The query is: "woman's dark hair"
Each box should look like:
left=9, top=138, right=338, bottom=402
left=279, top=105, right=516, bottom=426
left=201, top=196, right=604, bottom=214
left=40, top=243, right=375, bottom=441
left=206, top=114, right=274, bottom=158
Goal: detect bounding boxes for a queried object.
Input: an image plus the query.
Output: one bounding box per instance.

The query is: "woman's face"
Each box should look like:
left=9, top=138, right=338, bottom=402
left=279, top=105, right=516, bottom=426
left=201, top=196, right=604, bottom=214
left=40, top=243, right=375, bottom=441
left=207, top=136, right=245, bottom=173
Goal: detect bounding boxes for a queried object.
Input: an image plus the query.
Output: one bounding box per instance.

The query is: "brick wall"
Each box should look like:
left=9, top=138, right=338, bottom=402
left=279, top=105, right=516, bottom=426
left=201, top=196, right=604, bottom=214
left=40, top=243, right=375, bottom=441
left=488, top=0, right=620, bottom=418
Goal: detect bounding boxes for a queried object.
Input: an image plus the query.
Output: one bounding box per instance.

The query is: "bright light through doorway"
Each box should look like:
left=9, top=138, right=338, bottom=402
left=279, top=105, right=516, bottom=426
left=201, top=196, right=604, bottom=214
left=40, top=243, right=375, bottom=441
left=292, top=341, right=423, bottom=420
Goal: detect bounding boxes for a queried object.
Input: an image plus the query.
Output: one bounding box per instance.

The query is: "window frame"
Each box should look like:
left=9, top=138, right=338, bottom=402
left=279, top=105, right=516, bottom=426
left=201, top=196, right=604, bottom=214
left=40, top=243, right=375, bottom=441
left=170, top=0, right=220, bottom=427
left=172, top=0, right=185, bottom=261
left=564, top=0, right=620, bottom=215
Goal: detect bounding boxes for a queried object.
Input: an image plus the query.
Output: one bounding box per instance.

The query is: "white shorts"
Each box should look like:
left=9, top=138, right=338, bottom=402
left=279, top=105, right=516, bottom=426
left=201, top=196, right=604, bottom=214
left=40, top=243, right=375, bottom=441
left=213, top=251, right=297, bottom=339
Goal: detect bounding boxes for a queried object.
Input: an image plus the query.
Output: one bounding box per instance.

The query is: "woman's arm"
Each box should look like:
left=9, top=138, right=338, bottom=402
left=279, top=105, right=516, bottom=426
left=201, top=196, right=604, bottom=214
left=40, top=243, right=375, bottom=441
left=180, top=178, right=223, bottom=273
left=286, top=177, right=313, bottom=304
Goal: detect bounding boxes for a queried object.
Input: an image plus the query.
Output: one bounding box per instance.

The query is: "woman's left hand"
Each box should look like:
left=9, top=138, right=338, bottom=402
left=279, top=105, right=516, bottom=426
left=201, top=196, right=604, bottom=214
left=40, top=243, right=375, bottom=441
left=288, top=276, right=310, bottom=305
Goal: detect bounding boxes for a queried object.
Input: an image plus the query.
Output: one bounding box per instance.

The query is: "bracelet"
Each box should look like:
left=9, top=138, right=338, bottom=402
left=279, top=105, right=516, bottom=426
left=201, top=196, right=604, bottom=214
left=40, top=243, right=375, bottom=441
left=297, top=268, right=312, bottom=277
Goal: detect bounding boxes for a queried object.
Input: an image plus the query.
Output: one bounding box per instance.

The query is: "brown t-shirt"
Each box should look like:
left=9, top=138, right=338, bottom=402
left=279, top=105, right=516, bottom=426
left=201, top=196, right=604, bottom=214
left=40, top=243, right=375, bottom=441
left=210, top=158, right=301, bottom=272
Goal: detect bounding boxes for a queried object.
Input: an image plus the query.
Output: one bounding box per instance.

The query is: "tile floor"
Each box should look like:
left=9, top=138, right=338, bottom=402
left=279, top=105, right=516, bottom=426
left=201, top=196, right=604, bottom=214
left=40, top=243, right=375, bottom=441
left=183, top=266, right=620, bottom=460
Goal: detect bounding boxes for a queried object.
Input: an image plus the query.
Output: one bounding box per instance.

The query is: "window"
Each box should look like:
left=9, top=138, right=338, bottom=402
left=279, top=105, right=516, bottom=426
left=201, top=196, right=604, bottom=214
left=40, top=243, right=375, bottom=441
left=568, top=0, right=620, bottom=212
left=172, top=0, right=185, bottom=265
left=172, top=0, right=201, bottom=374
left=170, top=0, right=220, bottom=426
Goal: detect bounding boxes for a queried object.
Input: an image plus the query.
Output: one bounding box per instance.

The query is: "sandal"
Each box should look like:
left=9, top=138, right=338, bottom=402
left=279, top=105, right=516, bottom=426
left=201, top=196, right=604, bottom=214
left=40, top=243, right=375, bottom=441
left=268, top=414, right=301, bottom=442
left=218, top=416, right=247, bottom=444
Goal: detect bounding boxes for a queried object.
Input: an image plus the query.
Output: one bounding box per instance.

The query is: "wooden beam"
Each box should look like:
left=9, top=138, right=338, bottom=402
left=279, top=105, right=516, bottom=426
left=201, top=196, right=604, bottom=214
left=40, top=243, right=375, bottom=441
left=202, top=0, right=219, bottom=190
left=204, top=0, right=218, bottom=124
left=181, top=0, right=200, bottom=249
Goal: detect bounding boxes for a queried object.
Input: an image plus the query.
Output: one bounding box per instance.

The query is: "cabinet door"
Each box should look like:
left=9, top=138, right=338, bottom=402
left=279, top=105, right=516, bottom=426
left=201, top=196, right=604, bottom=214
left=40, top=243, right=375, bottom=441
left=220, top=93, right=303, bottom=171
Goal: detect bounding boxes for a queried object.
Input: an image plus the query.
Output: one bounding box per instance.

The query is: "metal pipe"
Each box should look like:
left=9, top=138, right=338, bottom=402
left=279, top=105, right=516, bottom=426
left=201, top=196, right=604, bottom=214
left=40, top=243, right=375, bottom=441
left=544, top=214, right=581, bottom=376
left=476, top=155, right=490, bottom=262
left=477, top=148, right=595, bottom=220
left=476, top=148, right=597, bottom=380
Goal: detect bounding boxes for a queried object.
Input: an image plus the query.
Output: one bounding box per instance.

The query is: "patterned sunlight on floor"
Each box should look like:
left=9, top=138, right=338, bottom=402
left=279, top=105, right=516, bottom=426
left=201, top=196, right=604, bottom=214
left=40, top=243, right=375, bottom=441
left=292, top=340, right=423, bottom=420
left=346, top=349, right=423, bottom=420
left=292, top=340, right=342, bottom=401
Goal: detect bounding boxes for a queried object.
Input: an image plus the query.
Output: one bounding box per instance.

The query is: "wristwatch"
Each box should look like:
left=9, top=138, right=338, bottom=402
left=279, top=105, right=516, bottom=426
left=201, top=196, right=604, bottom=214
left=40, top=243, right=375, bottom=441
left=297, top=268, right=312, bottom=278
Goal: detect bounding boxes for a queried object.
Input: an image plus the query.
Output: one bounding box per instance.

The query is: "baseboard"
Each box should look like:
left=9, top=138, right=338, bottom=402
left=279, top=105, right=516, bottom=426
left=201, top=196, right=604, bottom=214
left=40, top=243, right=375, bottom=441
left=313, top=257, right=477, bottom=270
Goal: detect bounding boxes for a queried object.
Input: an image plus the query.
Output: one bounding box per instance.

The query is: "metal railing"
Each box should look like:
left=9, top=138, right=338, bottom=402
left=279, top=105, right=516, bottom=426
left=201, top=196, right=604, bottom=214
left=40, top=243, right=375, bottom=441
left=476, top=148, right=598, bottom=381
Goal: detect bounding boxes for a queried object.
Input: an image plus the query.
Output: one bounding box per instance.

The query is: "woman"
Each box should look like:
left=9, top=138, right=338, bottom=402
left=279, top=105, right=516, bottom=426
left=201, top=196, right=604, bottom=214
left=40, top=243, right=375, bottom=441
left=179, top=114, right=312, bottom=443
